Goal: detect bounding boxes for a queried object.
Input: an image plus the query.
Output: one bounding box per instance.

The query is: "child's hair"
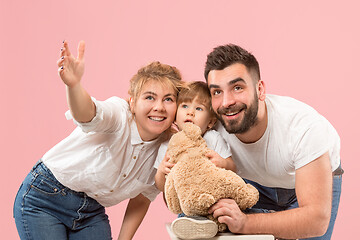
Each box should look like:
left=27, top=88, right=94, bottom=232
left=177, top=81, right=216, bottom=119
left=129, top=61, right=183, bottom=102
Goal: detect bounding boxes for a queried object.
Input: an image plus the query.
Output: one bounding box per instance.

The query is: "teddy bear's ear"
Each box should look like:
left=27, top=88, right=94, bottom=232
left=183, top=122, right=202, bottom=141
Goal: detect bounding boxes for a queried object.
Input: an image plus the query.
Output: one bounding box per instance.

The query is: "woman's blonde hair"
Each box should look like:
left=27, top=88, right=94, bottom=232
left=128, top=61, right=183, bottom=102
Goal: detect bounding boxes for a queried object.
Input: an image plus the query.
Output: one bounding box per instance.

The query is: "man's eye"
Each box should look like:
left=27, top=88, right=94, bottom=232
left=234, top=86, right=242, bottom=91
left=213, top=90, right=221, bottom=95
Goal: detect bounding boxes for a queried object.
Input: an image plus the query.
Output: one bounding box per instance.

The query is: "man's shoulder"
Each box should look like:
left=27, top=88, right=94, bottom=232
left=266, top=94, right=322, bottom=125
left=266, top=94, right=317, bottom=113
left=266, top=95, right=336, bottom=144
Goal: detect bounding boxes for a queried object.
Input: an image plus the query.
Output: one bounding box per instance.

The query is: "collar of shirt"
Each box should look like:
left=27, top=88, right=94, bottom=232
left=130, top=120, right=160, bottom=148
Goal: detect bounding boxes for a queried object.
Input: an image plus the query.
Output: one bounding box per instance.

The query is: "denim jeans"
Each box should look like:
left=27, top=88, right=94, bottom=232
left=13, top=161, right=112, bottom=240
left=245, top=173, right=342, bottom=240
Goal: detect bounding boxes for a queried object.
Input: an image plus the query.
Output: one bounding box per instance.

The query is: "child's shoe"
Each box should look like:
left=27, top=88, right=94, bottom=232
left=171, top=216, right=218, bottom=239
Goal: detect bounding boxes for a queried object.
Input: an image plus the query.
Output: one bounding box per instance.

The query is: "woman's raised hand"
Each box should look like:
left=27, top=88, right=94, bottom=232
left=57, top=40, right=85, bottom=88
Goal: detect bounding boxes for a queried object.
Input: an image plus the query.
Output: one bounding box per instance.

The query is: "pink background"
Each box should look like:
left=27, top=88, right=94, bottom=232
left=1, top=1, right=359, bottom=239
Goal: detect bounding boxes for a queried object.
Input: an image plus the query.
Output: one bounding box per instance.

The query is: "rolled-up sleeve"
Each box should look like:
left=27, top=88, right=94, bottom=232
left=65, top=97, right=130, bottom=133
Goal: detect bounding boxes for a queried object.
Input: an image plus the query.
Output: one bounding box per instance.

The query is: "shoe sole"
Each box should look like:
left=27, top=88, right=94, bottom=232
left=171, top=217, right=218, bottom=239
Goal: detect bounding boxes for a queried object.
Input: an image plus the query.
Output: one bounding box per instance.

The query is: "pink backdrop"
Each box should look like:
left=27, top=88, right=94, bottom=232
left=2, top=1, right=359, bottom=239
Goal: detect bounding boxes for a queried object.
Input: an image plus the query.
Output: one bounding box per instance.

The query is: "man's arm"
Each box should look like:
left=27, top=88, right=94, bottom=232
left=117, top=194, right=151, bottom=240
left=209, top=153, right=332, bottom=239
left=57, top=40, right=96, bottom=123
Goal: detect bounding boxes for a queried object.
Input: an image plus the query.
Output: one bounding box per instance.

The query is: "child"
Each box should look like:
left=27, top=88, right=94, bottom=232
left=13, top=40, right=183, bottom=240
left=154, top=81, right=236, bottom=239
left=155, top=81, right=236, bottom=190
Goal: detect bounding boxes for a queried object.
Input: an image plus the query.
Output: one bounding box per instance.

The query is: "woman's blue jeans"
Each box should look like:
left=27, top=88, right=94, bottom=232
left=245, top=173, right=342, bottom=240
left=13, top=161, right=112, bottom=240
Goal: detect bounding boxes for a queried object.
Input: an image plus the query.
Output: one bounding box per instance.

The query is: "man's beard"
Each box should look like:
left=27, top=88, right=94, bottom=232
left=216, top=93, right=259, bottom=134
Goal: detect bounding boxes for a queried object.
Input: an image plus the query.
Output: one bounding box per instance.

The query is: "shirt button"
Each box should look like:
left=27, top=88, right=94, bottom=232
left=123, top=174, right=127, bottom=178
left=95, top=194, right=98, bottom=197
left=133, top=156, right=137, bottom=159
left=110, top=190, right=114, bottom=193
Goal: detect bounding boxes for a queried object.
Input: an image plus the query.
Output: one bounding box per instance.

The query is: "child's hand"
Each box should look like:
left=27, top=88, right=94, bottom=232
left=170, top=122, right=180, bottom=134
left=57, top=40, right=85, bottom=88
left=158, top=153, right=175, bottom=175
left=206, top=150, right=237, bottom=172
left=206, top=150, right=227, bottom=168
left=155, top=153, right=175, bottom=192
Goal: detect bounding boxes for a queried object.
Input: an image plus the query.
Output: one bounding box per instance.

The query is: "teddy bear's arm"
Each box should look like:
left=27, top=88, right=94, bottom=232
left=234, top=183, right=259, bottom=210
left=182, top=193, right=216, bottom=216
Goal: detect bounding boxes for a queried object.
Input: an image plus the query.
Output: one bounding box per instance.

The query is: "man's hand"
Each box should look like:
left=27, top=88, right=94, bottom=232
left=208, top=199, right=247, bottom=233
left=208, top=153, right=332, bottom=239
left=57, top=40, right=85, bottom=88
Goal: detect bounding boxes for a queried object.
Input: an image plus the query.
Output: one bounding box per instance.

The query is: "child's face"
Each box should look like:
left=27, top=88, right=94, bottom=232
left=175, top=98, right=215, bottom=135
left=131, top=80, right=177, bottom=141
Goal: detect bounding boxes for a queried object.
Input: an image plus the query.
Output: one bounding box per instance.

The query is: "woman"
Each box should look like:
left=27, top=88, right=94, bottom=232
left=14, top=40, right=183, bottom=240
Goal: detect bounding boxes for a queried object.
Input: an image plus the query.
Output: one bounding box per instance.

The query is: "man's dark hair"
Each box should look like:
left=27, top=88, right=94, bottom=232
left=204, top=44, right=261, bottom=82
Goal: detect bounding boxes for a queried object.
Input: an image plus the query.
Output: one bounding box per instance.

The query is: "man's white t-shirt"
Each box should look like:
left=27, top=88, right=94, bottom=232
left=154, top=129, right=232, bottom=169
left=216, top=94, right=341, bottom=189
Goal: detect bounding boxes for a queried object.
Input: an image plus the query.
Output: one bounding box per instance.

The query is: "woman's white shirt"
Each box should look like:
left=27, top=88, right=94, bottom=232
left=42, top=97, right=162, bottom=207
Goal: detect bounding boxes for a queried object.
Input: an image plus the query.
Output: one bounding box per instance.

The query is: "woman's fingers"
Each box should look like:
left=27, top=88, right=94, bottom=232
left=63, top=41, right=72, bottom=56
left=77, top=41, right=85, bottom=60
left=58, top=65, right=64, bottom=76
left=57, top=56, right=65, bottom=67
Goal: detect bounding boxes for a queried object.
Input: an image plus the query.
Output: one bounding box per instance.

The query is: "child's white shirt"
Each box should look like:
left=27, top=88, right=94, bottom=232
left=154, top=129, right=232, bottom=169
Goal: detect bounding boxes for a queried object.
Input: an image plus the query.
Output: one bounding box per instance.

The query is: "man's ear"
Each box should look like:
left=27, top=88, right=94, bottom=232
left=257, top=80, right=266, bottom=101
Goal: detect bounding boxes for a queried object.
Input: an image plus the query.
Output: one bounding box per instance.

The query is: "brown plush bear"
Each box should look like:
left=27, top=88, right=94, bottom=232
left=164, top=123, right=259, bottom=232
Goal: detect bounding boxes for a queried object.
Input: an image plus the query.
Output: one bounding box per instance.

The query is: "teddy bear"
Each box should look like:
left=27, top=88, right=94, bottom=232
left=164, top=122, right=259, bottom=232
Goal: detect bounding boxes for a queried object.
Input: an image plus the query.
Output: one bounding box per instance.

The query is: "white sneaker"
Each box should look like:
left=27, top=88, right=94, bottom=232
left=171, top=216, right=218, bottom=239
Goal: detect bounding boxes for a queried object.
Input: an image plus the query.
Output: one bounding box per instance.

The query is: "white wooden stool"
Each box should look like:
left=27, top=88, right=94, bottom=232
left=166, top=223, right=275, bottom=240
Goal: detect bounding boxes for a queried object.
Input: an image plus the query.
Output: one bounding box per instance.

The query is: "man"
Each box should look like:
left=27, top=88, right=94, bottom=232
left=205, top=44, right=343, bottom=240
